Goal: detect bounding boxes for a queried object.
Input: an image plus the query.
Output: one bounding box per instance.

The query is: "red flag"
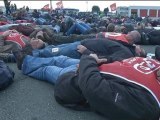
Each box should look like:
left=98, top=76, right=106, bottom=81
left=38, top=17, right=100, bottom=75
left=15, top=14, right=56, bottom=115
left=42, top=4, right=49, bottom=10
left=56, top=1, right=63, bottom=9
left=110, top=3, right=116, bottom=11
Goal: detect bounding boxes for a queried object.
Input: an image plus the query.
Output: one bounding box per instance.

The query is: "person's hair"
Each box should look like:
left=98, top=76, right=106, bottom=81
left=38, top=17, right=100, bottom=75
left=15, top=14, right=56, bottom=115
left=107, top=23, right=115, bottom=32
left=122, top=24, right=134, bottom=34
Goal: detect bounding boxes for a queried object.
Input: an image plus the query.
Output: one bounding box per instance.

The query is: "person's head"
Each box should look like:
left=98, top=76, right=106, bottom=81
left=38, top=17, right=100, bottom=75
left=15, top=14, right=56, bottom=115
left=107, top=23, right=115, bottom=32
left=114, top=25, right=121, bottom=33
left=135, top=45, right=147, bottom=57
left=126, top=30, right=141, bottom=44
left=30, top=38, right=45, bottom=49
left=136, top=22, right=145, bottom=29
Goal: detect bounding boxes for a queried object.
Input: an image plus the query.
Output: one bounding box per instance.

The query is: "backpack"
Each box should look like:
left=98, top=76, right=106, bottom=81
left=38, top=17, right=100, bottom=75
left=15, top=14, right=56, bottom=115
left=0, top=60, right=14, bottom=90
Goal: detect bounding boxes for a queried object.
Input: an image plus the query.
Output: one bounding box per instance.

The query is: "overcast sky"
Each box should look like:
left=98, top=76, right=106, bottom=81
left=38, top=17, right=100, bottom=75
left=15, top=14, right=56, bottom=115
left=0, top=1, right=160, bottom=11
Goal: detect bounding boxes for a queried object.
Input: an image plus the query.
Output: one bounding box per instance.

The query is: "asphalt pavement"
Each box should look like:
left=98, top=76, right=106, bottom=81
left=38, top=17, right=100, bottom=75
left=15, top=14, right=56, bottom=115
left=0, top=45, right=156, bottom=120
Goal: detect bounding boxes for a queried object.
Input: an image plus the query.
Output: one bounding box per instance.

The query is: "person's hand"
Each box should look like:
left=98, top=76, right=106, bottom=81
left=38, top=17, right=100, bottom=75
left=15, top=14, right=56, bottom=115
left=89, top=53, right=107, bottom=64
left=2, top=30, right=12, bottom=37
left=156, top=69, right=160, bottom=82
left=77, top=45, right=87, bottom=54
left=2, top=30, right=18, bottom=37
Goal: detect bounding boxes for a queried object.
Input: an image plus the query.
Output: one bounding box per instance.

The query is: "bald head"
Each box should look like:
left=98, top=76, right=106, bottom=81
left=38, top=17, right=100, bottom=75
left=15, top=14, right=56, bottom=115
left=126, top=30, right=141, bottom=44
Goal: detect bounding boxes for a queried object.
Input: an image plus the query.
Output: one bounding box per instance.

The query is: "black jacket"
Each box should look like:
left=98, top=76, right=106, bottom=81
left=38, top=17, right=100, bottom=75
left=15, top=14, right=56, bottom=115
left=136, top=28, right=160, bottom=45
left=54, top=55, right=159, bottom=120
left=81, top=38, right=137, bottom=63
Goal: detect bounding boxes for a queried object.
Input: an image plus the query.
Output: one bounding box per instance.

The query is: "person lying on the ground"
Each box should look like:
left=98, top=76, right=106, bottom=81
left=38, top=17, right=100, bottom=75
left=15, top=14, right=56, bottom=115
left=0, top=29, right=45, bottom=62
left=31, top=38, right=146, bottom=62
left=0, top=28, right=142, bottom=62
left=54, top=53, right=160, bottom=120
left=135, top=22, right=160, bottom=45
left=9, top=24, right=54, bottom=38
left=0, top=28, right=93, bottom=62
left=43, top=30, right=141, bottom=45
left=13, top=47, right=160, bottom=120
left=0, top=60, right=14, bottom=90
left=0, top=29, right=45, bottom=50
left=13, top=37, right=146, bottom=70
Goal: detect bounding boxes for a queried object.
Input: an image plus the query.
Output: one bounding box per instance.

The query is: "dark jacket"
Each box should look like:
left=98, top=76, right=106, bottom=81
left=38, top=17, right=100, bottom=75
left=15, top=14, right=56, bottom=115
left=136, top=28, right=160, bottom=45
left=81, top=38, right=137, bottom=63
left=54, top=55, right=160, bottom=120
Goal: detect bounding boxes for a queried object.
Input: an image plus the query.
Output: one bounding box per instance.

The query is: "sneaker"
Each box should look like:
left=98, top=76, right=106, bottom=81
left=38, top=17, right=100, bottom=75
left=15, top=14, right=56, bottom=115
left=155, top=46, right=160, bottom=61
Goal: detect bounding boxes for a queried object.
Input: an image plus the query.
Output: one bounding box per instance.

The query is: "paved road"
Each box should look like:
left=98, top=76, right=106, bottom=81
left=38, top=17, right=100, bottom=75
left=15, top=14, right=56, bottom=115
left=0, top=45, right=156, bottom=120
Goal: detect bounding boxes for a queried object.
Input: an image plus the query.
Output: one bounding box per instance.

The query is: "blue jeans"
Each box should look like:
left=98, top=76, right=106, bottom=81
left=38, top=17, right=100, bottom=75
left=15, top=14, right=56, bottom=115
left=79, top=22, right=92, bottom=30
left=36, top=18, right=46, bottom=25
left=66, top=22, right=91, bottom=36
left=33, top=41, right=81, bottom=59
left=22, top=55, right=80, bottom=84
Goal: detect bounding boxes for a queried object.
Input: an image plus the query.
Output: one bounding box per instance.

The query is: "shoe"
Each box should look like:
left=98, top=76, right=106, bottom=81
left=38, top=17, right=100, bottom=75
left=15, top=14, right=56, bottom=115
left=12, top=49, right=25, bottom=70
left=155, top=46, right=160, bottom=61
left=0, top=53, right=15, bottom=63
left=12, top=45, right=33, bottom=70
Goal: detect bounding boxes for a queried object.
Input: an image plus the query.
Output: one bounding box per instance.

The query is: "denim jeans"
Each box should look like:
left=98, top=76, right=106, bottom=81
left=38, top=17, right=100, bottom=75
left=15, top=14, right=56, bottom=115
left=32, top=41, right=81, bottom=59
left=66, top=22, right=91, bottom=36
left=36, top=18, right=46, bottom=25
left=22, top=55, right=80, bottom=84
left=79, top=22, right=91, bottom=30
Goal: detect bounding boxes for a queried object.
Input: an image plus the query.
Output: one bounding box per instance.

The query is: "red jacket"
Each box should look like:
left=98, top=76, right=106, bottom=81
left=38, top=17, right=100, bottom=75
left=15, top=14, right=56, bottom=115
left=99, top=57, right=160, bottom=107
left=0, top=32, right=30, bottom=49
left=96, top=32, right=129, bottom=43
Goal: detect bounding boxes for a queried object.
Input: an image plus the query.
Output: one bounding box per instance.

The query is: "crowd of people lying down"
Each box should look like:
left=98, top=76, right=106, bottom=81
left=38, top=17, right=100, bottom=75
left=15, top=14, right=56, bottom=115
left=0, top=9, right=160, bottom=120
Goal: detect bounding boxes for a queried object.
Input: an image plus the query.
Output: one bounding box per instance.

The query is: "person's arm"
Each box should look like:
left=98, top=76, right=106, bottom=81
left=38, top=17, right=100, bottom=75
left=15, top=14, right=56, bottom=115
left=77, top=44, right=93, bottom=55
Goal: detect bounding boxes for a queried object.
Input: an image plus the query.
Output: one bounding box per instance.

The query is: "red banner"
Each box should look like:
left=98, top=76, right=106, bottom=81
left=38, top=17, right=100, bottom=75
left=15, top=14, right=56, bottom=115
left=110, top=3, right=116, bottom=11
left=56, top=1, right=63, bottom=9
left=42, top=4, right=49, bottom=10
